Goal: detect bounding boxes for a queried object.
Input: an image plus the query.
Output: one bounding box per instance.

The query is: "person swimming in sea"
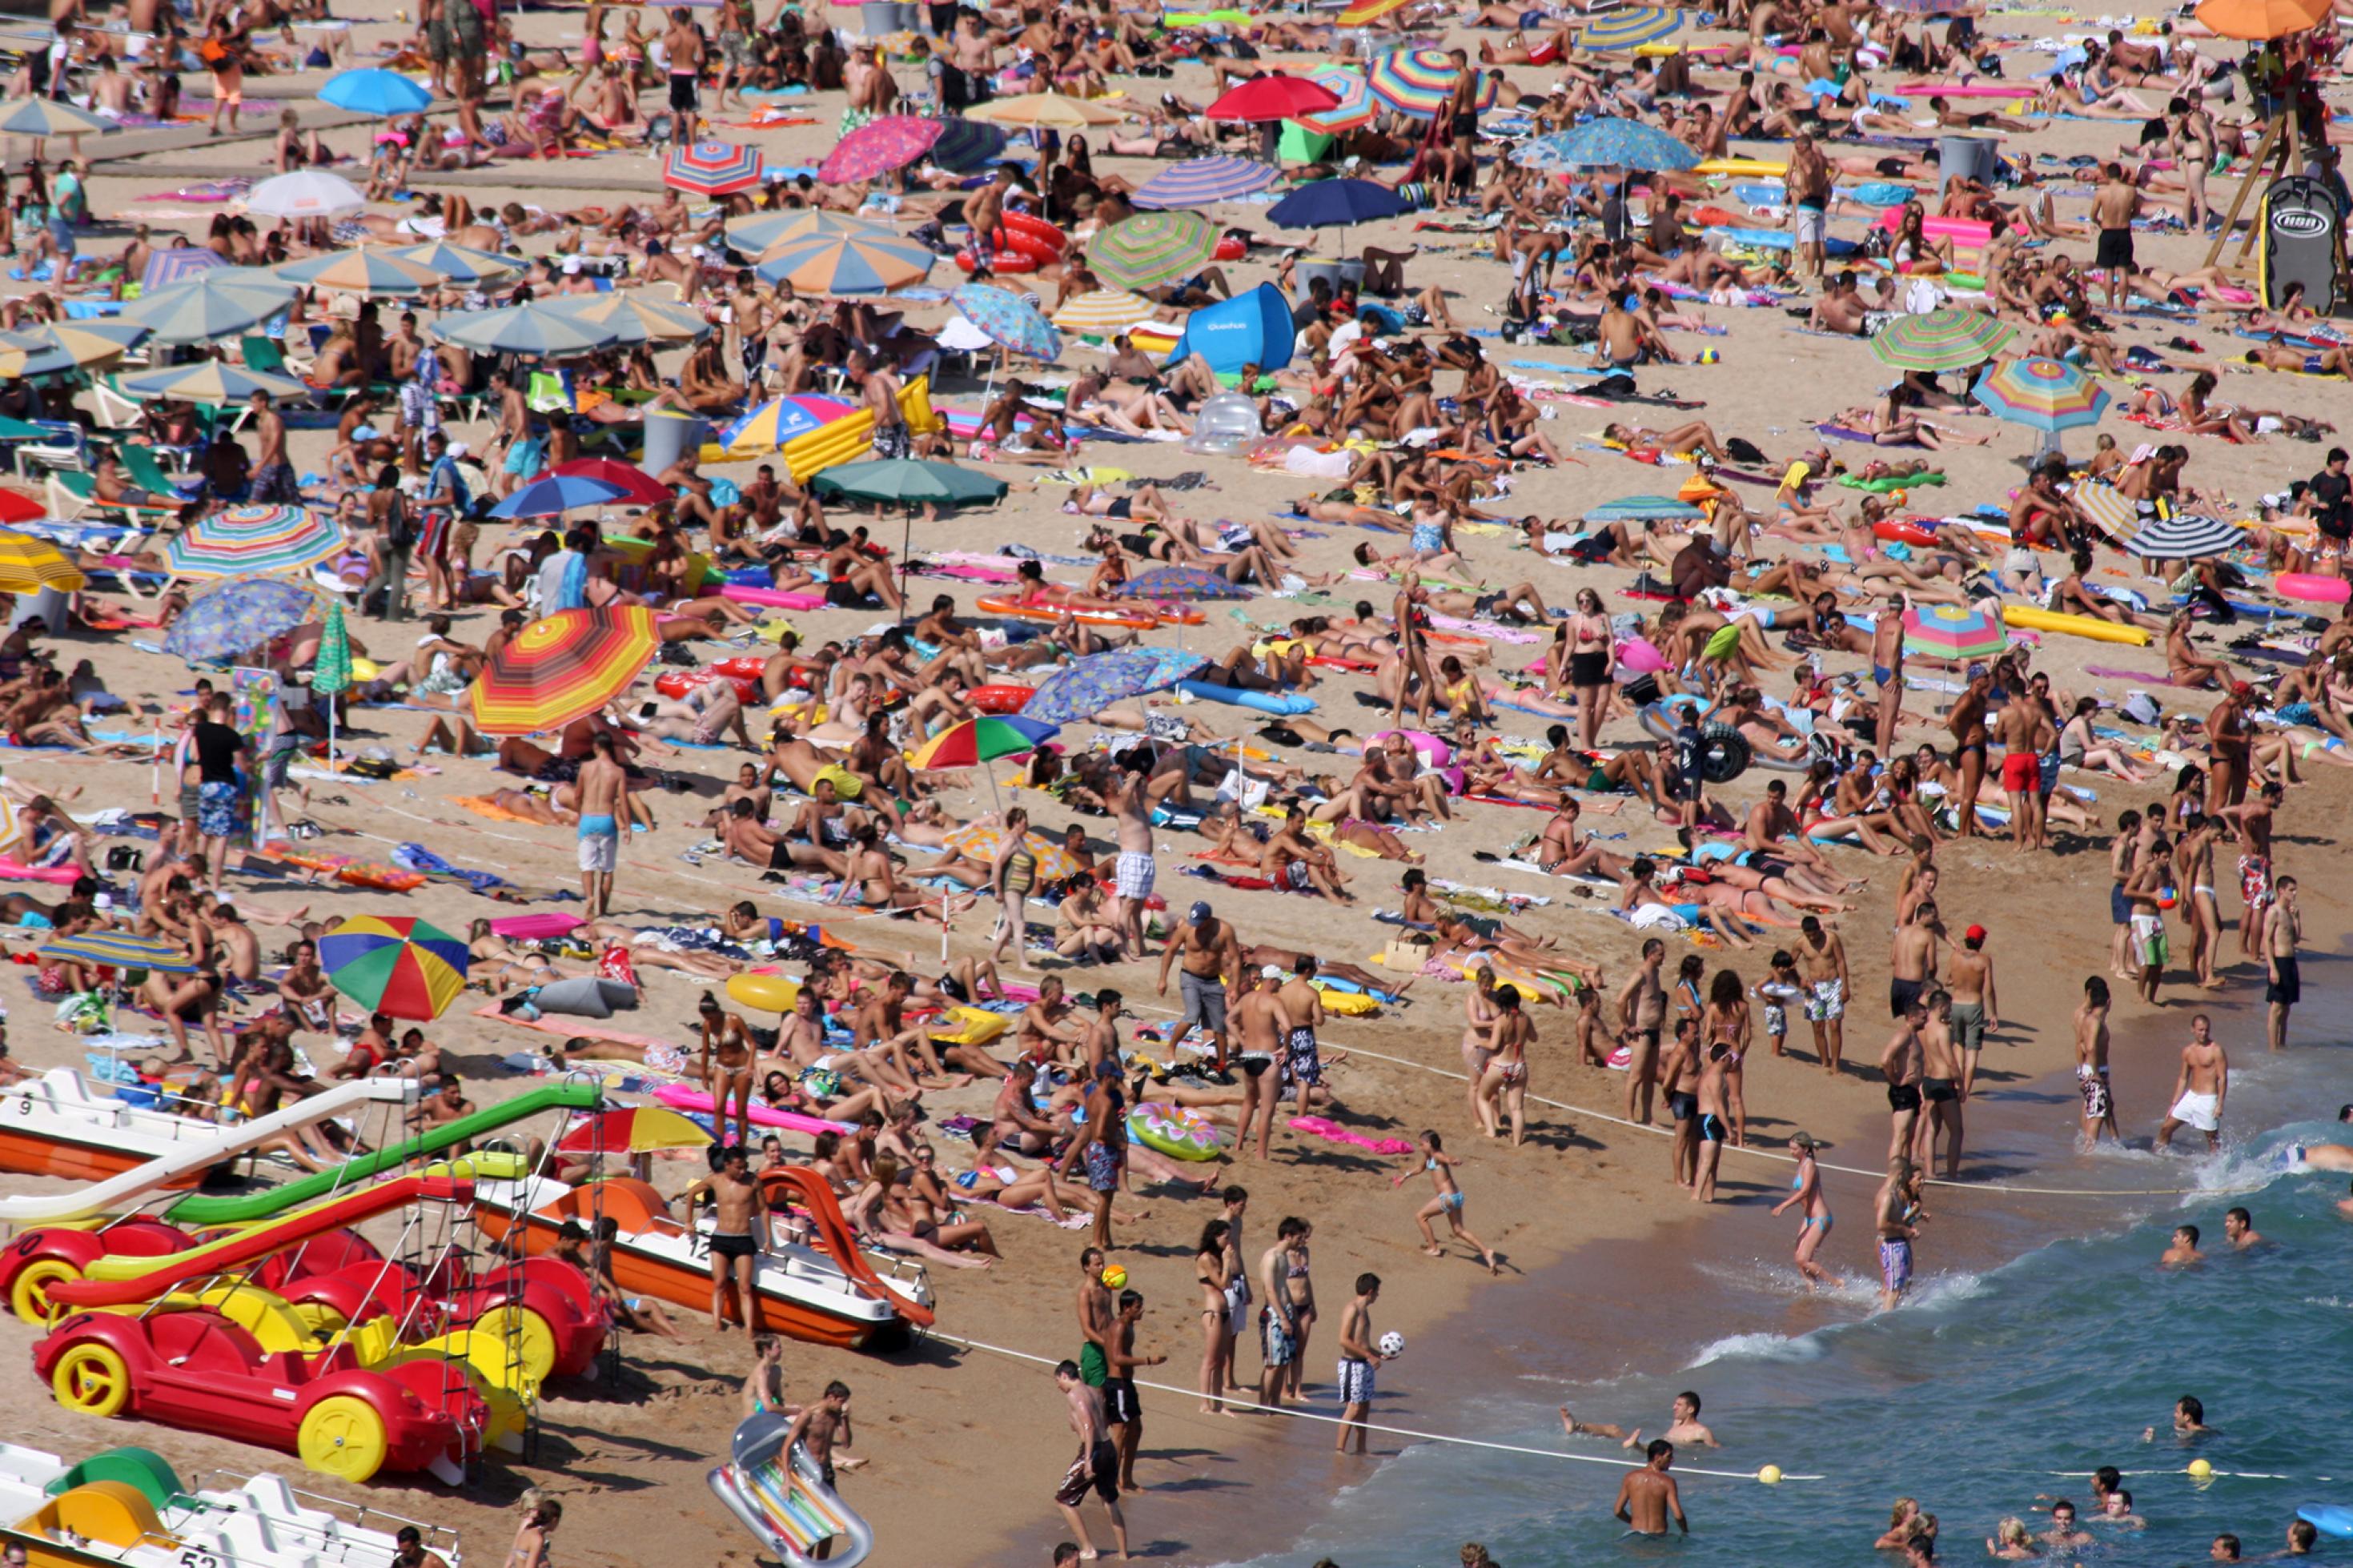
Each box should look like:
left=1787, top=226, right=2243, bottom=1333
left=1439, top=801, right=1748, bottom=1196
left=1560, top=1390, right=1718, bottom=1450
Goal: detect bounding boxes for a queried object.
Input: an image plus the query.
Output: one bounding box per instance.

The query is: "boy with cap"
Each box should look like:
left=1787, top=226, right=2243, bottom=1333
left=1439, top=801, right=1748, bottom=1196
left=1945, top=921, right=1998, bottom=1098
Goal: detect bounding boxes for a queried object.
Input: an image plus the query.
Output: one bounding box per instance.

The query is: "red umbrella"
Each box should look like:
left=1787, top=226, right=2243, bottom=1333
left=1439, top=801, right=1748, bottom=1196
left=1206, top=73, right=1343, bottom=123
left=550, top=457, right=673, bottom=507
left=0, top=490, right=41, bottom=525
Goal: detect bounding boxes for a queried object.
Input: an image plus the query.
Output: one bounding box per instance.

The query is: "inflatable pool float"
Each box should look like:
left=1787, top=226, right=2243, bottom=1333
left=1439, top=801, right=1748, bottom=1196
left=727, top=972, right=801, bottom=1013
left=653, top=1083, right=854, bottom=1138
left=257, top=846, right=428, bottom=891
left=2276, top=571, right=2349, bottom=604
left=929, top=1006, right=1007, bottom=1047
left=968, top=684, right=1034, bottom=714
left=1367, top=728, right=1452, bottom=766
left=721, top=583, right=826, bottom=610
left=1697, top=157, right=1786, bottom=176
left=0, top=858, right=79, bottom=884
left=1872, top=518, right=1941, bottom=548
left=1126, top=1102, right=1222, bottom=1161
left=2296, top=1506, right=2353, bottom=1541
left=1315, top=985, right=1379, bottom=1017
left=1175, top=680, right=1316, bottom=715
left=656, top=668, right=761, bottom=703
left=2000, top=604, right=2151, bottom=646
left=975, top=593, right=1199, bottom=629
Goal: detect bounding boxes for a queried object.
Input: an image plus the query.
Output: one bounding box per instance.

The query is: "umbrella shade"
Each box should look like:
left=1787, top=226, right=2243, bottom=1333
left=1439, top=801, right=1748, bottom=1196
left=1578, top=5, right=1685, bottom=48
left=312, top=601, right=354, bottom=698
left=950, top=283, right=1062, bottom=362
left=435, top=302, right=619, bottom=357
left=756, top=230, right=936, bottom=295
left=0, top=491, right=38, bottom=525
left=0, top=96, right=114, bottom=137
left=812, top=459, right=1009, bottom=509
left=556, top=1106, right=712, bottom=1155
left=1869, top=308, right=2016, bottom=373
left=0, top=529, right=84, bottom=593
left=1131, top=156, right=1281, bottom=211
left=166, top=504, right=342, bottom=578
left=164, top=579, right=329, bottom=664
left=550, top=457, right=673, bottom=506
left=966, top=91, right=1126, bottom=128
left=319, top=69, right=434, bottom=115
left=2125, top=514, right=2243, bottom=560
left=1901, top=602, right=2006, bottom=660
left=1337, top=0, right=1412, bottom=22
left=665, top=140, right=763, bottom=196
left=118, top=360, right=311, bottom=406
left=2070, top=482, right=2139, bottom=541
left=1367, top=49, right=1471, bottom=118
left=817, top=116, right=950, bottom=184
left=2194, top=0, right=2327, bottom=37
left=273, top=247, right=445, bottom=296
left=723, top=395, right=842, bottom=454
left=469, top=606, right=662, bottom=735
left=906, top=714, right=1062, bottom=769
left=1052, top=290, right=1161, bottom=336
left=543, top=291, right=713, bottom=343
left=1267, top=178, right=1410, bottom=228
left=1087, top=211, right=1218, bottom=292
left=1972, top=357, right=2110, bottom=432
left=1023, top=646, right=1208, bottom=726
left=42, top=930, right=199, bottom=974
left=246, top=170, right=367, bottom=219
left=0, top=323, right=147, bottom=379
left=931, top=118, right=1009, bottom=173
left=1206, top=73, right=1342, bottom=122
left=382, top=239, right=519, bottom=285
left=489, top=472, right=647, bottom=519
left=729, top=209, right=894, bottom=253
left=1293, top=66, right=1377, bottom=134
left=1585, top=494, right=1705, bottom=523
left=1516, top=114, right=1697, bottom=170
left=319, top=914, right=469, bottom=1021
left=123, top=273, right=297, bottom=346
left=1118, top=564, right=1255, bottom=602
left=940, top=821, right=1082, bottom=882
left=141, top=247, right=227, bottom=294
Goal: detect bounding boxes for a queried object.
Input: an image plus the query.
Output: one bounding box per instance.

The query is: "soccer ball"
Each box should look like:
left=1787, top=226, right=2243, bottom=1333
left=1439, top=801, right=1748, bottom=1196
left=1100, top=1265, right=1128, bottom=1289
left=1377, top=1331, right=1406, bottom=1357
left=1696, top=347, right=1721, bottom=364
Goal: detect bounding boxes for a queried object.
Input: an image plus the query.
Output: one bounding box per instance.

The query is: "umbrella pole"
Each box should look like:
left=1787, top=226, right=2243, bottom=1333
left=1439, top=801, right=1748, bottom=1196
left=898, top=504, right=913, bottom=625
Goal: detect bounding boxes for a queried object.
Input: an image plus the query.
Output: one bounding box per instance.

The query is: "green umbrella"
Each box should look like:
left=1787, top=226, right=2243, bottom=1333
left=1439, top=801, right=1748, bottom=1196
left=1869, top=309, right=2017, bottom=375
left=813, top=459, right=1009, bottom=621
left=118, top=361, right=311, bottom=406
left=312, top=601, right=352, bottom=776
left=1086, top=211, right=1218, bottom=293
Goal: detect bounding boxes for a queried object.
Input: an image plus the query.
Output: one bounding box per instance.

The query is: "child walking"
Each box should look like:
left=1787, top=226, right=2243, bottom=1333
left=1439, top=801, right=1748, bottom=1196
left=1397, top=1129, right=1499, bottom=1274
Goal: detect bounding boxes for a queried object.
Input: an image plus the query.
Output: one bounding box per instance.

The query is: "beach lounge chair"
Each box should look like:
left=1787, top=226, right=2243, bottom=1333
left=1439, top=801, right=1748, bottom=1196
left=45, top=467, right=179, bottom=529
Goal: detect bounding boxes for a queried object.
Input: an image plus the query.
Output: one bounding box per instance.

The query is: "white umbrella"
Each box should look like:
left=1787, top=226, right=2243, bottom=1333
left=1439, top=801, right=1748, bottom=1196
left=245, top=170, right=367, bottom=221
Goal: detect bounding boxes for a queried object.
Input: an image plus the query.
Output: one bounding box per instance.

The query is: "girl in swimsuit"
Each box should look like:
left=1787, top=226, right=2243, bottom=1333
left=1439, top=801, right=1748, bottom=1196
left=1461, top=968, right=1502, bottom=1137
left=1399, top=1130, right=1499, bottom=1273
left=1769, top=1134, right=1836, bottom=1288
left=1702, top=968, right=1753, bottom=1145
left=506, top=1496, right=560, bottom=1568
left=1195, top=1218, right=1237, bottom=1416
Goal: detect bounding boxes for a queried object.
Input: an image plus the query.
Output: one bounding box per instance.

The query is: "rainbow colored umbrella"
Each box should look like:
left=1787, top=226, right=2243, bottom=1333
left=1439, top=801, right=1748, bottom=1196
left=723, top=393, right=849, bottom=453
left=1051, top=289, right=1161, bottom=337
left=1206, top=73, right=1342, bottom=123
left=1086, top=211, right=1218, bottom=292
left=665, top=141, right=763, bottom=197
left=818, top=115, right=954, bottom=184
left=1293, top=66, right=1376, bottom=134
left=1869, top=308, right=2016, bottom=373
left=468, top=606, right=662, bottom=735
left=951, top=283, right=1062, bottom=362
left=907, top=714, right=1061, bottom=769
left=756, top=230, right=936, bottom=294
left=1971, top=357, right=2110, bottom=433
left=1131, top=156, right=1279, bottom=211
left=556, top=1106, right=713, bottom=1154
left=166, top=504, right=342, bottom=578
left=1577, top=5, right=1686, bottom=50
left=1902, top=602, right=2006, bottom=660
left=319, top=914, right=470, bottom=1021
left=1367, top=49, right=1474, bottom=118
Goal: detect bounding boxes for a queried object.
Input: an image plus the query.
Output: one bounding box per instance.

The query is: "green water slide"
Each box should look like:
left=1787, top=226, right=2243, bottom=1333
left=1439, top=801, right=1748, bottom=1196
left=161, top=1083, right=603, bottom=1225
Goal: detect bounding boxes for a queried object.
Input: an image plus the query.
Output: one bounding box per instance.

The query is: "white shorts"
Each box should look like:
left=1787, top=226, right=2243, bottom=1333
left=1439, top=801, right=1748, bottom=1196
left=2168, top=1089, right=2219, bottom=1132
left=1114, top=850, right=1157, bottom=900
left=577, top=828, right=619, bottom=872
left=1792, top=206, right=1826, bottom=244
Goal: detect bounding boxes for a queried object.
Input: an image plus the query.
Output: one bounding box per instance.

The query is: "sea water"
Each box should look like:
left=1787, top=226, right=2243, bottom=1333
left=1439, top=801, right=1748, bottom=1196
left=1227, top=1036, right=2353, bottom=1567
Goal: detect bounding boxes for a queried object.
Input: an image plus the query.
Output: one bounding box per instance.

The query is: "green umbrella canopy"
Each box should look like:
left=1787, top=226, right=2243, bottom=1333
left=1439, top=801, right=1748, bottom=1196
left=811, top=458, right=1009, bottom=509
left=311, top=601, right=353, bottom=697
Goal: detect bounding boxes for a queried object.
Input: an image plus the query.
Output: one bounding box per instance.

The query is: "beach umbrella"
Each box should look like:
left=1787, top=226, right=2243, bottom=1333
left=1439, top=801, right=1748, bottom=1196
left=41, top=930, right=199, bottom=975
left=1052, top=290, right=1161, bottom=337
left=319, top=68, right=434, bottom=116
left=312, top=600, right=352, bottom=774
left=1336, top=0, right=1413, bottom=23
left=1131, top=156, right=1280, bottom=211
left=0, top=491, right=39, bottom=526
left=0, top=97, right=115, bottom=138
left=434, top=301, right=617, bottom=358
left=665, top=140, right=764, bottom=196
left=1577, top=5, right=1685, bottom=48
left=1023, top=646, right=1208, bottom=727
left=118, top=360, right=310, bottom=406
left=0, top=322, right=147, bottom=379
left=124, top=272, right=298, bottom=346
left=941, top=820, right=1082, bottom=882
left=273, top=247, right=445, bottom=297
left=245, top=170, right=367, bottom=220
left=966, top=91, right=1126, bottom=129
left=2194, top=0, right=2327, bottom=38
left=812, top=459, right=1009, bottom=510
left=1118, top=564, right=1255, bottom=602
left=755, top=229, right=936, bottom=294
left=817, top=116, right=951, bottom=185
left=164, top=579, right=329, bottom=664
left=1367, top=50, right=1471, bottom=118
left=468, top=606, right=662, bottom=735
left=0, top=530, right=83, bottom=594
left=1087, top=211, right=1218, bottom=292
left=950, top=283, right=1062, bottom=363
left=1517, top=114, right=1697, bottom=171
left=166, top=504, right=342, bottom=578
left=729, top=209, right=894, bottom=254
left=1972, top=357, right=2110, bottom=433
left=1869, top=308, right=2017, bottom=373
left=1293, top=66, right=1377, bottom=135
left=319, top=914, right=470, bottom=1021
left=906, top=714, right=1061, bottom=770
left=722, top=394, right=842, bottom=454
left=140, top=247, right=227, bottom=294
left=543, top=291, right=713, bottom=343
left=382, top=239, right=519, bottom=285
left=1206, top=73, right=1342, bottom=123
left=556, top=1106, right=712, bottom=1155
left=1901, top=602, right=2006, bottom=660
left=2125, top=514, right=2243, bottom=560
left=549, top=457, right=673, bottom=506
left=489, top=471, right=652, bottom=519
left=2070, top=482, right=2138, bottom=541
left=1268, top=178, right=1411, bottom=229
left=1585, top=494, right=1705, bottom=523
left=931, top=118, right=1010, bottom=173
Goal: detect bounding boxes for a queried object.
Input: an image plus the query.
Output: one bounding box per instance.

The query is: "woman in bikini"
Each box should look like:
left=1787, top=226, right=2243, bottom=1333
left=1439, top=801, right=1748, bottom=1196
left=1701, top=968, right=1753, bottom=1145
left=1769, top=1134, right=1837, bottom=1288
left=507, top=1495, right=560, bottom=1568
left=1195, top=1217, right=1238, bottom=1415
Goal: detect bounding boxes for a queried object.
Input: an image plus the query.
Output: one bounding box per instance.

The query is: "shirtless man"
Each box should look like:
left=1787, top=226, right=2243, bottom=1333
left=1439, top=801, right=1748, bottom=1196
left=1992, top=693, right=2048, bottom=852
left=1945, top=924, right=1998, bottom=1098
left=1615, top=937, right=1667, bottom=1124
left=1888, top=900, right=1940, bottom=1022
left=1794, top=914, right=1851, bottom=1076
left=683, top=1143, right=765, bottom=1346
left=1106, top=752, right=1158, bottom=958
left=2155, top=1013, right=2228, bottom=1153
left=2075, top=975, right=2121, bottom=1145
left=1614, top=1442, right=1689, bottom=1537
left=1157, top=899, right=1241, bottom=1073
left=1913, top=990, right=1963, bottom=1180
left=1561, top=1390, right=1720, bottom=1450
left=1229, top=968, right=1295, bottom=1161
left=661, top=7, right=706, bottom=142
left=1880, top=998, right=1927, bottom=1164
left=781, top=1380, right=862, bottom=1495
left=2263, top=874, right=2302, bottom=1053
left=696, top=993, right=757, bottom=1149
left=576, top=732, right=627, bottom=918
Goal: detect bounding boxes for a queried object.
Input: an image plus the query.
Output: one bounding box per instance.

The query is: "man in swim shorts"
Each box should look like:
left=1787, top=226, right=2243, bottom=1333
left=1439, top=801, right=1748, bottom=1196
left=2156, top=1012, right=2228, bottom=1152
left=1158, top=900, right=1239, bottom=1071
left=575, top=732, right=626, bottom=920
left=684, top=1143, right=766, bottom=1347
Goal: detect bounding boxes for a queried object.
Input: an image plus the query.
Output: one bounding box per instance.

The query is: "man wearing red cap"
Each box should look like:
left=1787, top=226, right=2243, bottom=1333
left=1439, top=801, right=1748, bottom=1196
left=1947, top=924, right=1999, bottom=1099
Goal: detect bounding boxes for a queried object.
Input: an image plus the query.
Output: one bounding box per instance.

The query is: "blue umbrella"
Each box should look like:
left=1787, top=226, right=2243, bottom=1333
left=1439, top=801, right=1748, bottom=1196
left=434, top=302, right=618, bottom=357
left=1576, top=6, right=1686, bottom=50
left=950, top=284, right=1062, bottom=363
left=319, top=68, right=434, bottom=116
left=490, top=472, right=649, bottom=519
left=163, top=579, right=330, bottom=664
left=1267, top=178, right=1411, bottom=230
left=1117, top=565, right=1256, bottom=602
left=1132, top=156, right=1281, bottom=211
left=1516, top=115, right=1700, bottom=172
left=141, top=247, right=226, bottom=294
left=1023, top=648, right=1210, bottom=727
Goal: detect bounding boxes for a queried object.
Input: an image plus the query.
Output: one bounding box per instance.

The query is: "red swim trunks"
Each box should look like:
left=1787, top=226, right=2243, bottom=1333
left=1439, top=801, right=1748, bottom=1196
left=1999, top=751, right=2038, bottom=792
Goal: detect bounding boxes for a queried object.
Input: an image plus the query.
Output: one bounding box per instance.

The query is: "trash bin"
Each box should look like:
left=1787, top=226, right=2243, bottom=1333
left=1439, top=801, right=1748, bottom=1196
left=640, top=410, right=710, bottom=475
left=859, top=0, right=897, bottom=34
left=1937, top=134, right=1998, bottom=199
left=8, top=587, right=64, bottom=634
left=1290, top=258, right=1363, bottom=306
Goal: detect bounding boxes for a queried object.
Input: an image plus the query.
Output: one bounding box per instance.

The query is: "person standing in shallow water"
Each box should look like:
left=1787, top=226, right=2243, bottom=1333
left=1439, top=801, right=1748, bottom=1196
left=1613, top=1440, right=1688, bottom=1536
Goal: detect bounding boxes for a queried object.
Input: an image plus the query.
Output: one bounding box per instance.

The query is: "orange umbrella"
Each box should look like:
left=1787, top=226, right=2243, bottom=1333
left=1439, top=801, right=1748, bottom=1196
left=2193, top=0, right=2326, bottom=38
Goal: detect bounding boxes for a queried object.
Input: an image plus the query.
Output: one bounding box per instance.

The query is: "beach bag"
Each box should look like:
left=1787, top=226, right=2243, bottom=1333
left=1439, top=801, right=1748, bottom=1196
left=1382, top=933, right=1434, bottom=969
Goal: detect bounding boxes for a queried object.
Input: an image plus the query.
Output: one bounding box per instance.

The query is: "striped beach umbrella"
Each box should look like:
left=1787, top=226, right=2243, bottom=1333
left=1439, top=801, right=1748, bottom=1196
left=41, top=930, right=199, bottom=974
left=817, top=116, right=952, bottom=184
left=730, top=209, right=894, bottom=254
left=665, top=141, right=763, bottom=196
left=2070, top=482, right=2138, bottom=541
left=1870, top=308, right=2017, bottom=373
left=1293, top=66, right=1377, bottom=134
left=1206, top=73, right=1342, bottom=123
left=950, top=283, right=1062, bottom=363
left=543, top=291, right=713, bottom=343
left=140, top=247, right=227, bottom=294
left=0, top=529, right=84, bottom=594
left=468, top=606, right=662, bottom=735
left=906, top=714, right=1061, bottom=769
left=1367, top=49, right=1472, bottom=118
left=2125, top=514, right=2242, bottom=560
left=0, top=322, right=147, bottom=379
left=1086, top=211, right=1218, bottom=292
left=1337, top=0, right=1413, bottom=23
left=383, top=239, right=520, bottom=285
left=1131, top=156, right=1280, bottom=211
left=273, top=247, right=446, bottom=297
left=163, top=579, right=330, bottom=664
left=941, top=820, right=1082, bottom=882
left=122, top=272, right=296, bottom=346
left=166, top=504, right=342, bottom=578
left=319, top=914, right=470, bottom=1021
left=434, top=301, right=619, bottom=357
left=1516, top=114, right=1697, bottom=171
left=313, top=601, right=353, bottom=702
left=756, top=229, right=936, bottom=295
left=1577, top=5, right=1686, bottom=49
left=1051, top=289, right=1161, bottom=336
left=556, top=1106, right=712, bottom=1155
left=966, top=90, right=1127, bottom=128
left=0, top=96, right=115, bottom=138
left=722, top=394, right=843, bottom=454
left=1972, top=357, right=2109, bottom=433
left=1902, top=602, right=2006, bottom=660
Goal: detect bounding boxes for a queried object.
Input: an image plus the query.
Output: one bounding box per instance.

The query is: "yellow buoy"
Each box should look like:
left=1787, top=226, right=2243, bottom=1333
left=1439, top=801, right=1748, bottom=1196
left=2187, top=1458, right=2214, bottom=1481
left=1757, top=1465, right=1784, bottom=1486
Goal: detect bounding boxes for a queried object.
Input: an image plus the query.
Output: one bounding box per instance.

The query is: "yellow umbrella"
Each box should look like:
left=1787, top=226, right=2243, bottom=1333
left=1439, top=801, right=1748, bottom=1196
left=1050, top=289, right=1162, bottom=336
left=967, top=91, right=1128, bottom=129
left=0, top=530, right=83, bottom=594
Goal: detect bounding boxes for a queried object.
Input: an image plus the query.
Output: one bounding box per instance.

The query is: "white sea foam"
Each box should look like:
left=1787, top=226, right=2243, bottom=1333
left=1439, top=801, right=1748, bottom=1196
left=1685, top=1329, right=1824, bottom=1367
